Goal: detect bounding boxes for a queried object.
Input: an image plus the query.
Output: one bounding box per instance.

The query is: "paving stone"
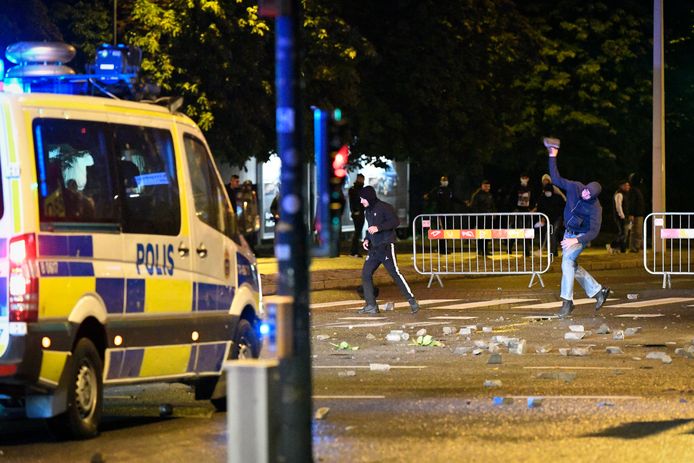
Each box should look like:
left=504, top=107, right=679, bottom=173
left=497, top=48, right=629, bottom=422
left=606, top=346, right=624, bottom=355
left=483, top=379, right=502, bottom=387
left=625, top=327, right=642, bottom=336
left=645, top=351, right=672, bottom=364
left=596, top=324, right=611, bottom=334
left=487, top=353, right=503, bottom=364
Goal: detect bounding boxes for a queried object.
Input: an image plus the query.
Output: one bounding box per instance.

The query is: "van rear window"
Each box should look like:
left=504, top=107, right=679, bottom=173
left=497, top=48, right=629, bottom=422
left=33, top=119, right=180, bottom=235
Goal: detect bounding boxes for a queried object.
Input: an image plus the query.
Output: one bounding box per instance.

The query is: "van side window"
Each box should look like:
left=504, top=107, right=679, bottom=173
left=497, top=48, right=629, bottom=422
left=33, top=119, right=117, bottom=224
left=183, top=135, right=238, bottom=240
left=114, top=125, right=181, bottom=235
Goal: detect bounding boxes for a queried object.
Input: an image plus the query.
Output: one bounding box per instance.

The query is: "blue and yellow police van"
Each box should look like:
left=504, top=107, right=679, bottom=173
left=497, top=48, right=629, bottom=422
left=0, top=42, right=262, bottom=438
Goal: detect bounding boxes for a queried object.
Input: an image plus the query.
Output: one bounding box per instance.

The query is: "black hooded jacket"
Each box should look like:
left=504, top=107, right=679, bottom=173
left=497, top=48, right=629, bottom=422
left=549, top=157, right=602, bottom=244
left=359, top=186, right=400, bottom=247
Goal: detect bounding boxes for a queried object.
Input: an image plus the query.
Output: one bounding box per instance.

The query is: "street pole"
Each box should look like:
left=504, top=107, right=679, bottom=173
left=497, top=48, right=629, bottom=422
left=652, top=0, right=665, bottom=214
left=272, top=0, right=313, bottom=461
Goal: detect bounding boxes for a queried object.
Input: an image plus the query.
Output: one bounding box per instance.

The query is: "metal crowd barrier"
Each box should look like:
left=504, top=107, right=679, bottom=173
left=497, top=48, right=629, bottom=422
left=644, top=212, right=694, bottom=288
left=412, top=213, right=553, bottom=288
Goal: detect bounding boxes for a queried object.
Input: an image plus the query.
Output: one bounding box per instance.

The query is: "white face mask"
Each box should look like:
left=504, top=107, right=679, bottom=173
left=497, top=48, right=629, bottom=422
left=441, top=181, right=449, bottom=187
left=544, top=192, right=552, bottom=197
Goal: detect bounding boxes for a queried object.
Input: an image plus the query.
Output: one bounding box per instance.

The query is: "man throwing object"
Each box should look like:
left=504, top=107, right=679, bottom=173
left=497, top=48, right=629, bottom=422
left=546, top=138, right=610, bottom=318
left=358, top=186, right=419, bottom=314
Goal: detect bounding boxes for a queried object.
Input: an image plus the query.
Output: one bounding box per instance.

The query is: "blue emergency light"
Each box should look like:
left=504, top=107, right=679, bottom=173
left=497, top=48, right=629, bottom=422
left=2, top=41, right=156, bottom=100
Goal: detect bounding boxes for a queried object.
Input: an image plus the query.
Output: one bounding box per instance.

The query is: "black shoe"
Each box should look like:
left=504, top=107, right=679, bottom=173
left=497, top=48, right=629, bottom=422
left=594, top=287, right=610, bottom=311
left=408, top=299, right=420, bottom=314
left=357, top=305, right=379, bottom=315
left=558, top=299, right=574, bottom=318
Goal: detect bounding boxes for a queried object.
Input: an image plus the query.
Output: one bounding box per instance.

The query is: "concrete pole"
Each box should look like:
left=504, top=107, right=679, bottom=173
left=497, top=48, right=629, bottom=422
left=652, top=0, right=666, bottom=213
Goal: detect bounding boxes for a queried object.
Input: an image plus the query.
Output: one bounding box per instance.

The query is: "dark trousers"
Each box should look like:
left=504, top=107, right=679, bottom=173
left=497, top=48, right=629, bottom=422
left=611, top=218, right=627, bottom=253
left=361, top=243, right=414, bottom=307
left=350, top=214, right=365, bottom=255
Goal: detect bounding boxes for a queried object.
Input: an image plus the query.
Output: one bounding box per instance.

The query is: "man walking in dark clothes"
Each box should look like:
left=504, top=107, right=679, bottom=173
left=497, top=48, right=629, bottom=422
left=357, top=186, right=420, bottom=314
left=348, top=174, right=366, bottom=257
left=546, top=138, right=610, bottom=318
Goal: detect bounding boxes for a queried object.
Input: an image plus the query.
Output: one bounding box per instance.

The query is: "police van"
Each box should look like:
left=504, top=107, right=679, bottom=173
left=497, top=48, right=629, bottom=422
left=0, top=42, right=262, bottom=438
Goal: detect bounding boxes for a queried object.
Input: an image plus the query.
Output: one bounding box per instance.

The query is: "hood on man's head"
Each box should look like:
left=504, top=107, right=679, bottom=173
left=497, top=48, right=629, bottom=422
left=359, top=185, right=378, bottom=204
left=586, top=181, right=602, bottom=198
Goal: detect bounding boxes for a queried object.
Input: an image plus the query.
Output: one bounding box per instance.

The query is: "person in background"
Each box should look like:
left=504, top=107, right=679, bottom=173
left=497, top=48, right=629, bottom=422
left=546, top=138, right=610, bottom=318
left=358, top=186, right=419, bottom=315
left=508, top=173, right=534, bottom=256
left=424, top=175, right=464, bottom=214
left=609, top=180, right=630, bottom=254
left=225, top=174, right=241, bottom=215
left=238, top=180, right=260, bottom=251
left=348, top=173, right=366, bottom=257
left=469, top=179, right=496, bottom=256
left=270, top=190, right=280, bottom=242
left=628, top=172, right=645, bottom=253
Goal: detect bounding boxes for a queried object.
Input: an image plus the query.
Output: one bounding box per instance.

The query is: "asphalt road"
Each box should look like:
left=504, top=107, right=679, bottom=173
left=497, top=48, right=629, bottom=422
left=0, top=266, right=691, bottom=462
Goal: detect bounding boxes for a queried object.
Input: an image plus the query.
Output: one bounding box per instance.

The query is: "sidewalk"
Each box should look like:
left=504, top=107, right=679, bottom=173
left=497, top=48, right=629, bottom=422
left=258, top=247, right=643, bottom=295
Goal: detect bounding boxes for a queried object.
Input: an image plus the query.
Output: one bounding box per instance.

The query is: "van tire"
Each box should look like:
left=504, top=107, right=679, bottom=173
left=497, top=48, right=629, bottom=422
left=210, top=318, right=259, bottom=411
left=48, top=338, right=103, bottom=439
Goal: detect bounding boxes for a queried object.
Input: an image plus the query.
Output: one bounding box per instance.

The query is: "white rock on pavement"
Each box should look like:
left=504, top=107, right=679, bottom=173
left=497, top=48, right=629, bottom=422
left=613, top=330, right=625, bottom=340
left=443, top=326, right=456, bottom=336
left=569, top=325, right=585, bottom=332
left=369, top=363, right=391, bottom=371
left=509, top=339, right=526, bottom=355
left=645, top=351, right=672, bottom=364
left=596, top=324, right=611, bottom=335
left=416, top=328, right=427, bottom=337
left=624, top=327, right=642, bottom=336
left=564, top=332, right=586, bottom=341
left=316, top=334, right=330, bottom=341
left=483, top=379, right=502, bottom=387
left=606, top=346, right=623, bottom=355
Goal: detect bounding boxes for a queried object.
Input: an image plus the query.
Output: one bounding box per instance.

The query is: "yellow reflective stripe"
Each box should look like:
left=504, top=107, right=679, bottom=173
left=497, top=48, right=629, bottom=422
left=39, top=350, right=69, bottom=385
left=11, top=180, right=21, bottom=234
left=40, top=277, right=96, bottom=318
left=139, top=345, right=191, bottom=377
left=144, top=279, right=193, bottom=313
left=3, top=104, right=16, bottom=163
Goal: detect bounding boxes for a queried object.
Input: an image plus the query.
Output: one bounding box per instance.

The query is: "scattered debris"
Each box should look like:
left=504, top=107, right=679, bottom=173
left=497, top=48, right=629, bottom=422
left=535, top=345, right=552, bottom=354
left=382, top=301, right=395, bottom=311
left=606, top=346, right=624, bottom=355
left=416, top=328, right=427, bottom=337
left=413, top=335, right=444, bottom=347
left=474, top=340, right=489, bottom=349
left=569, top=347, right=591, bottom=357
left=624, top=327, right=642, bottom=337
left=596, top=324, right=611, bottom=335
left=314, top=407, right=330, bottom=420
left=493, top=396, right=513, bottom=405
left=569, top=325, right=585, bottom=332
left=483, top=379, right=502, bottom=387
left=454, top=346, right=472, bottom=355
left=564, top=332, right=586, bottom=341
left=536, top=371, right=576, bottom=383
left=472, top=348, right=483, bottom=356
left=487, top=353, right=503, bottom=365
left=559, top=348, right=569, bottom=356
left=626, top=293, right=639, bottom=300
left=675, top=347, right=694, bottom=358
left=527, top=397, right=543, bottom=408
left=338, top=370, right=356, bottom=377
left=386, top=330, right=409, bottom=342
left=459, top=327, right=473, bottom=336
left=331, top=341, right=359, bottom=351
left=645, top=351, right=672, bottom=364
left=597, top=401, right=615, bottom=407
left=366, top=333, right=376, bottom=341
left=316, top=334, right=330, bottom=341
left=488, top=343, right=501, bottom=354
left=443, top=326, right=456, bottom=336
left=482, top=326, right=493, bottom=333
left=369, top=363, right=391, bottom=372
left=509, top=339, right=527, bottom=355
left=613, top=330, right=625, bottom=340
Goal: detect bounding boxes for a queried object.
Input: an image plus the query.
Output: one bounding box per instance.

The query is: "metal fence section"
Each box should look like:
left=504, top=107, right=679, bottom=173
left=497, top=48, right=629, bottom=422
left=412, top=213, right=553, bottom=288
left=644, top=212, right=694, bottom=288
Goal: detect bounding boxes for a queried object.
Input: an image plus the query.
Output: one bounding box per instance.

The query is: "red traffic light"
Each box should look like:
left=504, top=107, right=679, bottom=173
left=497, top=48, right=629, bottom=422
left=332, top=144, right=349, bottom=178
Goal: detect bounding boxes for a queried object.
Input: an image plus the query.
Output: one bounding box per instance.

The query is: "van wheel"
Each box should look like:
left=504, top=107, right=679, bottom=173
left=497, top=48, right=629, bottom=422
left=210, top=318, right=259, bottom=411
left=48, top=338, right=103, bottom=439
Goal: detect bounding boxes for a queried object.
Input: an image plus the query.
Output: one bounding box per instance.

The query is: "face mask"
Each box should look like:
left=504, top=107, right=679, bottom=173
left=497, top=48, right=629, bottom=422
left=441, top=181, right=449, bottom=187
left=520, top=179, right=529, bottom=186
left=544, top=192, right=552, bottom=197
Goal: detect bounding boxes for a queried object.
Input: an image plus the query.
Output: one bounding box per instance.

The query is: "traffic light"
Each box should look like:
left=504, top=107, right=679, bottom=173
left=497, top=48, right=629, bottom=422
left=313, top=107, right=350, bottom=257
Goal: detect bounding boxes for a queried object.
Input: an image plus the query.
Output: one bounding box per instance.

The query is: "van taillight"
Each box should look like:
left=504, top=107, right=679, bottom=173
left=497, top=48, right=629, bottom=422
left=8, top=233, right=38, bottom=322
